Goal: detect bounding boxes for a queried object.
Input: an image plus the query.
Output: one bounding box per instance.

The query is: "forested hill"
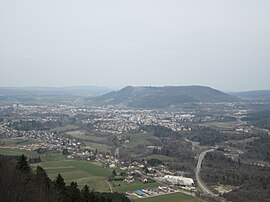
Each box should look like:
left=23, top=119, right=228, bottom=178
left=89, top=86, right=240, bottom=109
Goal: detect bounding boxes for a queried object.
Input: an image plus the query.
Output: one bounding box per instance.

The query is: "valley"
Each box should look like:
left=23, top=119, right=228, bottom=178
left=1, top=86, right=270, bottom=202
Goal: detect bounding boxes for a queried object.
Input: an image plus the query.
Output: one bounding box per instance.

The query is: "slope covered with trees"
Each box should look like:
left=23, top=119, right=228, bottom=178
left=0, top=155, right=130, bottom=202
left=90, top=86, right=240, bottom=109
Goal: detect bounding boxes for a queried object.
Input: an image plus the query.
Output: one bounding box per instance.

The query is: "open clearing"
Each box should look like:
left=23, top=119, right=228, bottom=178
left=122, top=132, right=160, bottom=149
left=51, top=125, right=79, bottom=133
left=0, top=148, right=39, bottom=157
left=0, top=138, right=41, bottom=146
left=113, top=181, right=161, bottom=193
left=145, top=154, right=174, bottom=161
left=83, top=141, right=110, bottom=153
left=134, top=192, right=202, bottom=202
left=65, top=130, right=105, bottom=143
left=202, top=121, right=237, bottom=129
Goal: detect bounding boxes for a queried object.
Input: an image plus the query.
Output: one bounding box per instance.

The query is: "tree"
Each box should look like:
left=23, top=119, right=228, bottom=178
left=16, top=154, right=30, bottom=172
left=81, top=185, right=91, bottom=202
left=68, top=181, right=82, bottom=202
left=36, top=165, right=50, bottom=188
left=54, top=174, right=66, bottom=190
left=112, top=169, right=117, bottom=177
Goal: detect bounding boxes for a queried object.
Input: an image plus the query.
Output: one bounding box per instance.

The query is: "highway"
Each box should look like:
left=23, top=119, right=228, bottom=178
left=195, top=149, right=215, bottom=196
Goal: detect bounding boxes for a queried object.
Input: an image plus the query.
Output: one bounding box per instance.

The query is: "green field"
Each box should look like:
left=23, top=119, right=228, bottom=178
left=134, top=192, right=201, bottom=202
left=145, top=154, right=174, bottom=161
left=83, top=141, right=110, bottom=153
left=40, top=159, right=113, bottom=192
left=0, top=147, right=39, bottom=157
left=122, top=132, right=159, bottom=149
left=202, top=121, right=237, bottom=129
left=65, top=130, right=105, bottom=142
left=113, top=181, right=161, bottom=193
left=40, top=151, right=67, bottom=161
left=0, top=138, right=41, bottom=146
left=0, top=147, right=113, bottom=192
left=51, top=125, right=79, bottom=133
left=65, top=130, right=111, bottom=152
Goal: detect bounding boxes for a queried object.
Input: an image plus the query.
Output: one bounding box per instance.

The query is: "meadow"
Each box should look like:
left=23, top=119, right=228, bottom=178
left=40, top=159, right=113, bottom=192
left=134, top=192, right=201, bottom=202
left=113, top=181, right=161, bottom=193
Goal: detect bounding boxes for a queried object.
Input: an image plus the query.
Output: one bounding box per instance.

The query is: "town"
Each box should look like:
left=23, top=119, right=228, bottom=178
left=0, top=101, right=261, bottom=201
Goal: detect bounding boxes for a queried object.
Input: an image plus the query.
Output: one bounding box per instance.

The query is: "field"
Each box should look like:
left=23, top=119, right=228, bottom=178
left=0, top=147, right=38, bottom=157
left=65, top=130, right=111, bottom=152
left=51, top=125, right=79, bottom=133
left=113, top=181, right=161, bottom=193
left=121, top=132, right=160, bottom=149
left=202, top=121, right=238, bottom=130
left=134, top=192, right=202, bottom=202
left=0, top=148, right=112, bottom=192
left=145, top=154, right=174, bottom=161
left=65, top=130, right=106, bottom=143
left=40, top=159, right=113, bottom=192
left=83, top=141, right=110, bottom=152
left=0, top=138, right=41, bottom=146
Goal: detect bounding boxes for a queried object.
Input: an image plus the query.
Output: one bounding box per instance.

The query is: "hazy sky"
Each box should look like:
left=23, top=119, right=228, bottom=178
left=1, top=0, right=270, bottom=91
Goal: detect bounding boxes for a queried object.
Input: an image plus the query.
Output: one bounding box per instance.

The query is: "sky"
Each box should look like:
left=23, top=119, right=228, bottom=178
left=0, top=0, right=270, bottom=91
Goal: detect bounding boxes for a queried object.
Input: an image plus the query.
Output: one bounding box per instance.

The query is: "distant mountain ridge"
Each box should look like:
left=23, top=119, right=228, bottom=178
left=0, top=86, right=114, bottom=97
left=0, top=86, right=114, bottom=104
left=231, top=90, right=270, bottom=100
left=90, top=85, right=240, bottom=109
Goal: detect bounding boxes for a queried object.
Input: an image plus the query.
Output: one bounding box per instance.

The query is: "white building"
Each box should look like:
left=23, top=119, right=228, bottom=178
left=163, top=175, right=195, bottom=186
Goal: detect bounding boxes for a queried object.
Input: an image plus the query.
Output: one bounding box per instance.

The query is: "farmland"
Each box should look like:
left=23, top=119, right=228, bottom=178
left=0, top=147, right=112, bottom=192
left=113, top=181, right=161, bottom=193
left=134, top=192, right=201, bottom=202
left=40, top=159, right=113, bottom=192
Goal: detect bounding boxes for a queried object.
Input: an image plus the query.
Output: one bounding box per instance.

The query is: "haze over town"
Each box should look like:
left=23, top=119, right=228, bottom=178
left=1, top=0, right=270, bottom=91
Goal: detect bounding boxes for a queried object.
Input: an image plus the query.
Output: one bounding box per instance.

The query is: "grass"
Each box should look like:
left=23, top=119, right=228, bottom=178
left=0, top=148, right=112, bottom=192
left=202, top=121, right=237, bottom=130
left=51, top=125, right=79, bottom=133
left=0, top=148, right=39, bottom=157
left=134, top=192, right=202, bottom=202
left=40, top=159, right=113, bottom=192
left=66, top=130, right=110, bottom=152
left=83, top=142, right=110, bottom=153
left=113, top=181, right=161, bottom=193
left=123, top=132, right=159, bottom=149
left=145, top=155, right=174, bottom=161
left=0, top=138, right=41, bottom=146
left=65, top=130, right=105, bottom=142
left=40, top=151, right=67, bottom=161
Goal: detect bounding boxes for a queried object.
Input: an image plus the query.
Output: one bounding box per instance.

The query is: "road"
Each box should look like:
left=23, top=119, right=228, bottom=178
left=106, top=180, right=113, bottom=193
left=195, top=149, right=215, bottom=196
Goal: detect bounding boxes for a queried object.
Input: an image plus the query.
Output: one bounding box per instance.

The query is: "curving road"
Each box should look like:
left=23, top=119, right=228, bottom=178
left=106, top=180, right=113, bottom=193
left=195, top=149, right=215, bottom=196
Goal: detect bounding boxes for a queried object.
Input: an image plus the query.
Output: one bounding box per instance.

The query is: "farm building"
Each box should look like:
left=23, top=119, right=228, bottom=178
left=163, top=175, right=195, bottom=186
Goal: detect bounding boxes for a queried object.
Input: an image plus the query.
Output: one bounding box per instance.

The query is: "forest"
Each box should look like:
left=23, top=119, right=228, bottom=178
left=201, top=151, right=270, bottom=202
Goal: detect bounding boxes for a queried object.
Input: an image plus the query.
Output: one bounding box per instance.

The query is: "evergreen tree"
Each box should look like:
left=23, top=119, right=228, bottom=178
left=54, top=174, right=66, bottom=190
left=36, top=165, right=51, bottom=189
left=68, top=181, right=82, bottom=202
left=81, top=185, right=91, bottom=202
left=112, top=169, right=117, bottom=177
left=16, top=154, right=30, bottom=172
